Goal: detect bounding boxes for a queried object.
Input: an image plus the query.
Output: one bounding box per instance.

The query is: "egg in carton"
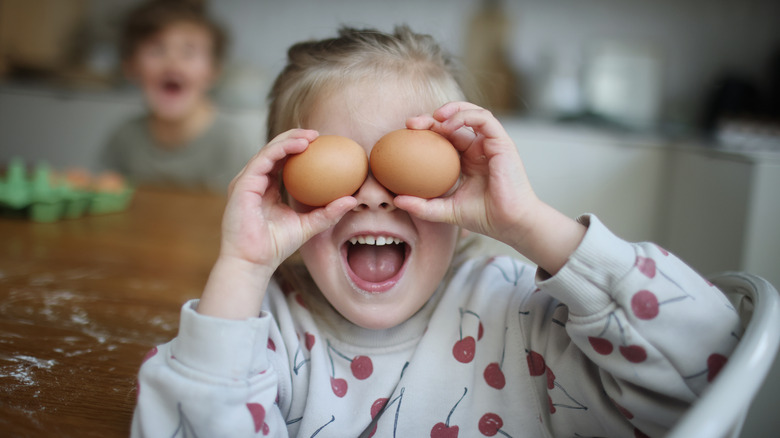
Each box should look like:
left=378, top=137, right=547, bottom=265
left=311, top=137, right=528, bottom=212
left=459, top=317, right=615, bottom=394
left=0, top=158, right=134, bottom=222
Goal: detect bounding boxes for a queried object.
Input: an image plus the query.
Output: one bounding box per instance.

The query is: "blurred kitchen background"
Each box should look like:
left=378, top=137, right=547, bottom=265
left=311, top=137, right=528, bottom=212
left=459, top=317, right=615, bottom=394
left=1, top=0, right=779, bottom=435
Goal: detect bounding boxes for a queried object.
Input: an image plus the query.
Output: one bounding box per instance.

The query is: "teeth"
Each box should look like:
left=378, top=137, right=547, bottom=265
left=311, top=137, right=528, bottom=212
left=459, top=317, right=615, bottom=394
left=348, top=235, right=403, bottom=246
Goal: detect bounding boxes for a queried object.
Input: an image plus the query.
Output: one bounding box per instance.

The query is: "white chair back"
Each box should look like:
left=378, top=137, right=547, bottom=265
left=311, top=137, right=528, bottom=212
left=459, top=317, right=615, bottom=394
left=667, top=272, right=780, bottom=438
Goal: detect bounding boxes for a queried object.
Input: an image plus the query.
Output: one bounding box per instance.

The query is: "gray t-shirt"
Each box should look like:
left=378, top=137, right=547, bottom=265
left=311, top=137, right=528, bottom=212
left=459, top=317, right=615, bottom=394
left=102, top=113, right=254, bottom=193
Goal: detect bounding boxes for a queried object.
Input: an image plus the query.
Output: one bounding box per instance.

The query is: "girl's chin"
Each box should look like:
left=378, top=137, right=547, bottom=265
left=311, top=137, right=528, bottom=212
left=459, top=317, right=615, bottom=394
left=343, top=308, right=408, bottom=330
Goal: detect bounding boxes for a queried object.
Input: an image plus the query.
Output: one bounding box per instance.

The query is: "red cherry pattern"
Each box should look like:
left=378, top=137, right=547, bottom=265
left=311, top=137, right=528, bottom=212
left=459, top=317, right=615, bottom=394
left=324, top=339, right=375, bottom=397
left=636, top=256, right=657, bottom=278
left=619, top=345, right=648, bottom=363
left=430, top=387, right=467, bottom=438
left=371, top=398, right=389, bottom=419
left=142, top=346, right=158, bottom=364
left=327, top=339, right=374, bottom=380
left=453, top=337, right=476, bottom=363
left=351, top=355, right=374, bottom=380
left=590, top=333, right=648, bottom=363
left=246, top=403, right=267, bottom=434
left=368, top=397, right=388, bottom=437
left=610, top=398, right=634, bottom=419
left=526, top=350, right=546, bottom=376
left=431, top=423, right=459, bottom=438
left=305, top=332, right=315, bottom=351
left=453, top=308, right=482, bottom=363
left=330, top=377, right=348, bottom=398
left=707, top=353, right=727, bottom=382
left=631, top=290, right=660, bottom=320
left=484, top=327, right=508, bottom=389
left=478, top=413, right=507, bottom=437
left=545, top=367, right=556, bottom=390
left=588, top=336, right=614, bottom=355
left=484, top=363, right=505, bottom=389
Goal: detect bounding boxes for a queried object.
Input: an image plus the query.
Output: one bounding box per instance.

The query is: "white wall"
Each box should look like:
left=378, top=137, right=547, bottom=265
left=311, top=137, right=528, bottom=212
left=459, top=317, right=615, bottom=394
left=201, top=0, right=780, bottom=124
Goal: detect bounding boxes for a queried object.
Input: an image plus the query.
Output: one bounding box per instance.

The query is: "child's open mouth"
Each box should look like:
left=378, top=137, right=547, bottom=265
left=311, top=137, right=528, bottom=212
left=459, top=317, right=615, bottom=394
left=160, top=78, right=185, bottom=96
left=343, top=235, right=409, bottom=293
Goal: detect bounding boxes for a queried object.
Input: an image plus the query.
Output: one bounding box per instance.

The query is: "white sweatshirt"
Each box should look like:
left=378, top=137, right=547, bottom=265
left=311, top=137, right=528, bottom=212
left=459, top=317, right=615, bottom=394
left=132, top=215, right=742, bottom=437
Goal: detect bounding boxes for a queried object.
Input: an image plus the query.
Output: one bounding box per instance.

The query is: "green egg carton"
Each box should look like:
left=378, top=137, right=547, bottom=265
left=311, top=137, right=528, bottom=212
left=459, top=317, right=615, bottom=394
left=0, top=157, right=134, bottom=222
left=89, top=187, right=135, bottom=215
left=0, top=157, right=31, bottom=210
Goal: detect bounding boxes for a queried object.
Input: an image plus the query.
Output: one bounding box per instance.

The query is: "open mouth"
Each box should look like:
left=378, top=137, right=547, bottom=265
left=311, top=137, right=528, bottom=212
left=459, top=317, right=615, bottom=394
left=343, top=234, right=409, bottom=293
left=159, top=78, right=184, bottom=96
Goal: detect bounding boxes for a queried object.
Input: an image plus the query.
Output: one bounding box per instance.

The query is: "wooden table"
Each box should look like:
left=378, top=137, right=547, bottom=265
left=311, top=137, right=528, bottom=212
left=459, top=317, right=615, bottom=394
left=0, top=188, right=225, bottom=437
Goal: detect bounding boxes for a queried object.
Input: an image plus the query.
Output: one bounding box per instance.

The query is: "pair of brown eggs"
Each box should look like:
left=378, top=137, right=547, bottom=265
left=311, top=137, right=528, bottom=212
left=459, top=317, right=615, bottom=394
left=283, top=129, right=461, bottom=206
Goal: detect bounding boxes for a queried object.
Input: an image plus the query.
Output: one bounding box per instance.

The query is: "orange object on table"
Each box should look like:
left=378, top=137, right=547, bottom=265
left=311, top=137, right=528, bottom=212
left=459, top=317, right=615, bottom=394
left=0, top=188, right=225, bottom=436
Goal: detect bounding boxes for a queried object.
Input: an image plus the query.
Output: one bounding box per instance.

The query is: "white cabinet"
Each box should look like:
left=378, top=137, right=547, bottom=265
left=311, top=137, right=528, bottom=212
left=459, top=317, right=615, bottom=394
left=662, top=145, right=780, bottom=438
left=472, top=118, right=669, bottom=261
left=663, top=146, right=780, bottom=287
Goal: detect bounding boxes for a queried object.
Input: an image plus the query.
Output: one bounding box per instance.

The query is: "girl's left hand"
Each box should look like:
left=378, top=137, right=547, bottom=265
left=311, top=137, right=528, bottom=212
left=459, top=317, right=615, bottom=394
left=396, top=102, right=586, bottom=274
left=397, top=101, right=540, bottom=249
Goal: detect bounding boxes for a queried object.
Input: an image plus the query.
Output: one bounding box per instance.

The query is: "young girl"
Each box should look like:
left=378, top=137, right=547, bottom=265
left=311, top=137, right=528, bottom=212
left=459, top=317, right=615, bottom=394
left=132, top=26, right=741, bottom=437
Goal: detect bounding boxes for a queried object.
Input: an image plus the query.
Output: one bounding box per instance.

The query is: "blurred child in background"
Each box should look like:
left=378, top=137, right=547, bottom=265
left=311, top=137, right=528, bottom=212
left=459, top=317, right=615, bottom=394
left=102, top=0, right=252, bottom=193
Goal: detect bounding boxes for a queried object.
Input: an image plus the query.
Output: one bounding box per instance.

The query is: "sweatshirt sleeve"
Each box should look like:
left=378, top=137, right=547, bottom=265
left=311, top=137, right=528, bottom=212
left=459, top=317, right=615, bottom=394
left=530, top=215, right=742, bottom=437
left=131, top=300, right=289, bottom=437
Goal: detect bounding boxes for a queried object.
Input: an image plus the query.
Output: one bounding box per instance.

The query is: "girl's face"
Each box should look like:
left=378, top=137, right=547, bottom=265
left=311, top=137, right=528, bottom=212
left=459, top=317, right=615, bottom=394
left=293, top=80, right=459, bottom=330
left=126, top=21, right=217, bottom=121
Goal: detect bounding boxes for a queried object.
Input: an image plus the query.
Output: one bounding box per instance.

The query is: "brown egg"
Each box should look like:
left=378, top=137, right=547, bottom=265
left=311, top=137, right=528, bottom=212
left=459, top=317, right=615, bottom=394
left=95, top=171, right=126, bottom=193
left=283, top=135, right=368, bottom=206
left=370, top=129, right=460, bottom=198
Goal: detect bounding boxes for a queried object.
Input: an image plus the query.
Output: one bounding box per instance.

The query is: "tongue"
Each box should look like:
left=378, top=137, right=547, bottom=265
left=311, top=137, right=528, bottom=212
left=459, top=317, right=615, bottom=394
left=348, top=244, right=404, bottom=283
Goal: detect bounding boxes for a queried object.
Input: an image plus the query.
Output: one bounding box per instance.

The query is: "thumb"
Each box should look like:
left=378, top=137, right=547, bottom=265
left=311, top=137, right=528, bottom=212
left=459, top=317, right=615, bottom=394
left=393, top=195, right=456, bottom=225
left=299, top=197, right=358, bottom=241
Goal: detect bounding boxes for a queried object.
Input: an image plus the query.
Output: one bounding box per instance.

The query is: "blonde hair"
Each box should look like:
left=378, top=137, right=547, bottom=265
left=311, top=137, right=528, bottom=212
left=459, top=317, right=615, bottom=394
left=266, top=25, right=474, bottom=141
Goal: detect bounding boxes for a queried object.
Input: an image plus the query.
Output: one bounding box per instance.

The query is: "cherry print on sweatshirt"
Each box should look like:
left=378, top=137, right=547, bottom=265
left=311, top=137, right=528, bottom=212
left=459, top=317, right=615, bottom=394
left=489, top=257, right=526, bottom=285
left=368, top=387, right=406, bottom=438
left=453, top=308, right=483, bottom=363
left=295, top=293, right=308, bottom=309
left=609, top=396, right=634, bottom=420
left=587, top=313, right=649, bottom=363
left=368, top=397, right=389, bottom=437
left=683, top=352, right=729, bottom=383
left=526, top=349, right=587, bottom=413
left=484, top=328, right=508, bottom=389
left=430, top=387, right=468, bottom=438
left=170, top=403, right=197, bottom=438
left=247, top=403, right=268, bottom=435
left=635, top=256, right=694, bottom=300
left=326, top=339, right=373, bottom=380
left=478, top=413, right=512, bottom=437
left=292, top=337, right=311, bottom=375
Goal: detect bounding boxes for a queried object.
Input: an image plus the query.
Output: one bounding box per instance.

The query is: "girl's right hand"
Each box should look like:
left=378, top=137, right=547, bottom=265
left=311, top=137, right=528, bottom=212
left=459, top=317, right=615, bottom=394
left=198, top=129, right=357, bottom=319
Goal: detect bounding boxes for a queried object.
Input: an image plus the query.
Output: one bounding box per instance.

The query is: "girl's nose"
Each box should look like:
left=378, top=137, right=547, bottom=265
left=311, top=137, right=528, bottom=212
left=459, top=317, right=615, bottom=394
left=353, top=174, right=395, bottom=212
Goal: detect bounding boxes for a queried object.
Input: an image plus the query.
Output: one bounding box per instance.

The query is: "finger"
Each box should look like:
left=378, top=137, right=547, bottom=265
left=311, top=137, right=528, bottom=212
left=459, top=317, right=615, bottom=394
left=432, top=101, right=485, bottom=123
left=393, top=195, right=456, bottom=225
left=299, top=196, right=358, bottom=241
left=233, top=130, right=319, bottom=194
left=405, top=114, right=437, bottom=130
left=440, top=108, right=509, bottom=143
